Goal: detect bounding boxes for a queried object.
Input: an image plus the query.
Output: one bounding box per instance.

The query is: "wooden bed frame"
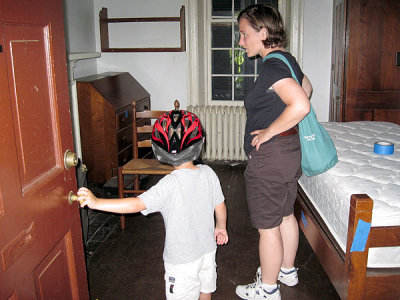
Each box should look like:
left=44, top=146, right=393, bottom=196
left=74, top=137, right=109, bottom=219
left=295, top=186, right=400, bottom=299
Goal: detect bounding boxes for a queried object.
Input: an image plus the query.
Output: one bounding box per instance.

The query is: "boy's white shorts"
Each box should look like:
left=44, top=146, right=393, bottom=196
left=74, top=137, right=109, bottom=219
left=164, top=249, right=217, bottom=300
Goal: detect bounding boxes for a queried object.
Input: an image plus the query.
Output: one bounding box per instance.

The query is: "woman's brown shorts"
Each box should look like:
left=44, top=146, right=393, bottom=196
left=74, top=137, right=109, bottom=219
left=244, top=134, right=302, bottom=229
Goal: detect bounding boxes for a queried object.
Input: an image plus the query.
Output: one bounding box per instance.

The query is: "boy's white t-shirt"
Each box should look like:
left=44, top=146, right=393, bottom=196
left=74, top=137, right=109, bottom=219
left=139, top=164, right=224, bottom=265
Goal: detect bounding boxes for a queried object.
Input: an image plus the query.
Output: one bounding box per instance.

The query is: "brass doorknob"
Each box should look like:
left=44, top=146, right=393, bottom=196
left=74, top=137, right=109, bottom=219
left=67, top=191, right=79, bottom=205
left=64, top=150, right=78, bottom=169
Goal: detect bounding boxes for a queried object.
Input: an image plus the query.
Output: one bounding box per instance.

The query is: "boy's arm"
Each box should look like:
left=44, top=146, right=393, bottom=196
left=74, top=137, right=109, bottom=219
left=77, top=187, right=146, bottom=214
left=214, top=201, right=228, bottom=245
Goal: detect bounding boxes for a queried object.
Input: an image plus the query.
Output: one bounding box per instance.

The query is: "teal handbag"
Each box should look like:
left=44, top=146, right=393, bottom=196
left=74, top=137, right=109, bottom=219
left=264, top=53, right=338, bottom=176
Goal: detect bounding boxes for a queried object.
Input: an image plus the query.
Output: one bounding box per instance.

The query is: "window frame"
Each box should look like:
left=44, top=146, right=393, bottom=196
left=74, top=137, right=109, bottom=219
left=187, top=0, right=304, bottom=107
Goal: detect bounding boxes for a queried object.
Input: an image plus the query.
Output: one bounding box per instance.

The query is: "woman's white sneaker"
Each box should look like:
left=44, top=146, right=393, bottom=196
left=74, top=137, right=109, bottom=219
left=256, top=266, right=299, bottom=287
left=235, top=281, right=281, bottom=300
left=278, top=267, right=298, bottom=286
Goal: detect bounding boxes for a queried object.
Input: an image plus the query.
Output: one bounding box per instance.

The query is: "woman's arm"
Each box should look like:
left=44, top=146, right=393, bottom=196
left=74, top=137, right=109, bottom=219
left=251, top=77, right=311, bottom=150
left=77, top=187, right=146, bottom=214
left=302, top=75, right=313, bottom=98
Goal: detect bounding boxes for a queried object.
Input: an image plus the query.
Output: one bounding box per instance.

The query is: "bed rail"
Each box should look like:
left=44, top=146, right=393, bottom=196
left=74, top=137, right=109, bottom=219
left=295, top=187, right=400, bottom=299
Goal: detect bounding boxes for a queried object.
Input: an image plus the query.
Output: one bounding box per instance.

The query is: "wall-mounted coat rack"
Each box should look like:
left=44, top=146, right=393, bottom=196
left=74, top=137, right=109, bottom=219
left=99, top=6, right=186, bottom=52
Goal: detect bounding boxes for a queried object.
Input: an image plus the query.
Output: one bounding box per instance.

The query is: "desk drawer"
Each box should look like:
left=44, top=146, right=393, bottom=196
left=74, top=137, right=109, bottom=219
left=116, top=108, right=132, bottom=130
left=118, top=147, right=133, bottom=166
left=117, top=126, right=132, bottom=151
left=116, top=98, right=149, bottom=130
left=135, top=98, right=150, bottom=112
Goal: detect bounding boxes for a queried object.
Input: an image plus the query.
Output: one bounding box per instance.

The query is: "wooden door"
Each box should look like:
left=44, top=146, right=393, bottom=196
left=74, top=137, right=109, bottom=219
left=343, top=0, right=400, bottom=124
left=330, top=0, right=346, bottom=121
left=0, top=0, right=89, bottom=299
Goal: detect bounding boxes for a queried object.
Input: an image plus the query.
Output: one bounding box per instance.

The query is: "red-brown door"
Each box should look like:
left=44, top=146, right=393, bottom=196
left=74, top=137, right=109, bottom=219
left=0, top=0, right=89, bottom=299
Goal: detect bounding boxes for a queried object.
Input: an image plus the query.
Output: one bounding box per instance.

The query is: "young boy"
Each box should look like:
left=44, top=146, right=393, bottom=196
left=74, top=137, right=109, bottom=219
left=78, top=109, right=228, bottom=300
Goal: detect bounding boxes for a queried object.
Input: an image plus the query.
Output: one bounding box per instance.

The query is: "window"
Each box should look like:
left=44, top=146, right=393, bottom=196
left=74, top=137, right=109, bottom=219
left=187, top=0, right=303, bottom=106
left=210, top=0, right=279, bottom=102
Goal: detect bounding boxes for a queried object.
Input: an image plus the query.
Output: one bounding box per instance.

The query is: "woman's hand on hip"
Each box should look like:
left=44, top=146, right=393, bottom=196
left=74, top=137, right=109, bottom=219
left=251, top=129, right=272, bottom=150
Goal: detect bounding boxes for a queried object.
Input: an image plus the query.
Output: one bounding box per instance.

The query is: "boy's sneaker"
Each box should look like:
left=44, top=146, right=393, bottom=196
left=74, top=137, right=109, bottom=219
left=256, top=266, right=299, bottom=287
left=235, top=281, right=281, bottom=300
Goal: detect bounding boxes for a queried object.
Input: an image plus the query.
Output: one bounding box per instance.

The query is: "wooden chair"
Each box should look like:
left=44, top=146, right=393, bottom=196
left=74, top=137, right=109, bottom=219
left=117, top=101, right=178, bottom=229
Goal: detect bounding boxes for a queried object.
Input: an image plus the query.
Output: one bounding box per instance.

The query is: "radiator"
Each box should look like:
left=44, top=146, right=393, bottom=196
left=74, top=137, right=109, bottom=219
left=187, top=105, right=247, bottom=161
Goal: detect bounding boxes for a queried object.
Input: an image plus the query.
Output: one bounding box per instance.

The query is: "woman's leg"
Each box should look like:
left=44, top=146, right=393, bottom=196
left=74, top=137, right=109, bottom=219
left=258, top=226, right=283, bottom=285
left=280, top=213, right=299, bottom=269
left=259, top=213, right=298, bottom=284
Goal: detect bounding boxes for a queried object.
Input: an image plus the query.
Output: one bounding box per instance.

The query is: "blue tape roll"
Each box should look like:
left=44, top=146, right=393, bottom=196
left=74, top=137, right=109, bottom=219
left=374, top=141, right=394, bottom=155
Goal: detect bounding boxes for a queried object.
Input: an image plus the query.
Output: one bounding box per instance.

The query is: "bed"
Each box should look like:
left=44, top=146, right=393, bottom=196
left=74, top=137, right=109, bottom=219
left=294, top=121, right=400, bottom=299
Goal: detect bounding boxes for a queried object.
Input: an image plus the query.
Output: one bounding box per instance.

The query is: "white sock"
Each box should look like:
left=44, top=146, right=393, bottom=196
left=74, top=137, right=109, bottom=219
left=261, top=283, right=278, bottom=293
left=280, top=266, right=295, bottom=273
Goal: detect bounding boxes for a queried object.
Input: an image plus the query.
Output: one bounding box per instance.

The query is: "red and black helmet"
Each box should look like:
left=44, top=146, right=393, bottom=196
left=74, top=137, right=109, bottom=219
left=151, top=109, right=204, bottom=166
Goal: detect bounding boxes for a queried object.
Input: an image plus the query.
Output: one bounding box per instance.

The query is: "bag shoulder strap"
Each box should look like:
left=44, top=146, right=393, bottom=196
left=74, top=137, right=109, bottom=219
left=264, top=53, right=317, bottom=119
left=263, top=53, right=300, bottom=84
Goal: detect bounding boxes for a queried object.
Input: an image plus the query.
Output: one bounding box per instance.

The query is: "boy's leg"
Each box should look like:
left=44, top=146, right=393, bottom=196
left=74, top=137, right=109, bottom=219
left=198, top=250, right=217, bottom=295
left=164, top=262, right=200, bottom=300
left=164, top=250, right=216, bottom=300
left=199, top=292, right=211, bottom=300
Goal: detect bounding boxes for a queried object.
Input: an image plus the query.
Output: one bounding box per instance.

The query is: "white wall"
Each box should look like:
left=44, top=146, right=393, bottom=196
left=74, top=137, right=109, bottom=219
left=93, top=0, right=188, bottom=111
left=63, top=0, right=98, bottom=78
left=302, top=0, right=333, bottom=122
left=63, top=0, right=334, bottom=116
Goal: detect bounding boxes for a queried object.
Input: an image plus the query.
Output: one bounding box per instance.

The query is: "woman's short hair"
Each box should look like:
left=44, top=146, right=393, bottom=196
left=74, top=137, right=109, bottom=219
left=238, top=4, right=286, bottom=48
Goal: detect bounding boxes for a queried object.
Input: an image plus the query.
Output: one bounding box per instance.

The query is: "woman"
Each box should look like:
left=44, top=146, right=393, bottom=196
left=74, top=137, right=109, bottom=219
left=235, top=4, right=312, bottom=300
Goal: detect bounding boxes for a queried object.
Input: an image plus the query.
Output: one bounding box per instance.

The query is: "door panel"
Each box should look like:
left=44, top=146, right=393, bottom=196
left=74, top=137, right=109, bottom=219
left=0, top=0, right=88, bottom=298
left=6, top=23, right=62, bottom=191
left=330, top=0, right=346, bottom=121
left=33, top=232, right=75, bottom=300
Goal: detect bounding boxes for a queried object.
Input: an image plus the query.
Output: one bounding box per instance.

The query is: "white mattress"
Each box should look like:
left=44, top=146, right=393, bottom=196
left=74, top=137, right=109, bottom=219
left=298, top=121, right=400, bottom=268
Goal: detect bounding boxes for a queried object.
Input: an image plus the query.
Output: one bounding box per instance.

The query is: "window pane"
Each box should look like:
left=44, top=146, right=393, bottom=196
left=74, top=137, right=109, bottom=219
left=234, top=23, right=240, bottom=48
left=212, top=50, right=232, bottom=74
left=212, top=23, right=232, bottom=48
left=210, top=0, right=281, bottom=102
left=212, top=0, right=232, bottom=17
left=212, top=76, right=232, bottom=100
left=234, top=0, right=278, bottom=16
left=234, top=50, right=255, bottom=74
left=234, top=0, right=255, bottom=16
left=234, top=76, right=255, bottom=101
left=257, top=0, right=278, bottom=8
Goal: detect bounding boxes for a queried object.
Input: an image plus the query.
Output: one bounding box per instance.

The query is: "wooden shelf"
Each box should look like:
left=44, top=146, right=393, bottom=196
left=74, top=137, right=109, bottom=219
left=99, top=6, right=186, bottom=52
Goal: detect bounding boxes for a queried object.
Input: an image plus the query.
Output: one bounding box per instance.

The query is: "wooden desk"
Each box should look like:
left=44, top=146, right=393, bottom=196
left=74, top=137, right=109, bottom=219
left=77, top=72, right=150, bottom=183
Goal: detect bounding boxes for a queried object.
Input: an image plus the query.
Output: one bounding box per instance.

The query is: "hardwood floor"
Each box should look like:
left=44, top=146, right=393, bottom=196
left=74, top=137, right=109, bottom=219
left=84, top=163, right=340, bottom=300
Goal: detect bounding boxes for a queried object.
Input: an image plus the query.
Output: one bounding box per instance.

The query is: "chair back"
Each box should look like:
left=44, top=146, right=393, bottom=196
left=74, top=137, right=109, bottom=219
left=132, top=100, right=180, bottom=158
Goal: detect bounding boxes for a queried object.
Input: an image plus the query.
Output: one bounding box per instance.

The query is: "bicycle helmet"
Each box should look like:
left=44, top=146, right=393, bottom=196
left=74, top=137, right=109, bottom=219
left=151, top=109, right=204, bottom=166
